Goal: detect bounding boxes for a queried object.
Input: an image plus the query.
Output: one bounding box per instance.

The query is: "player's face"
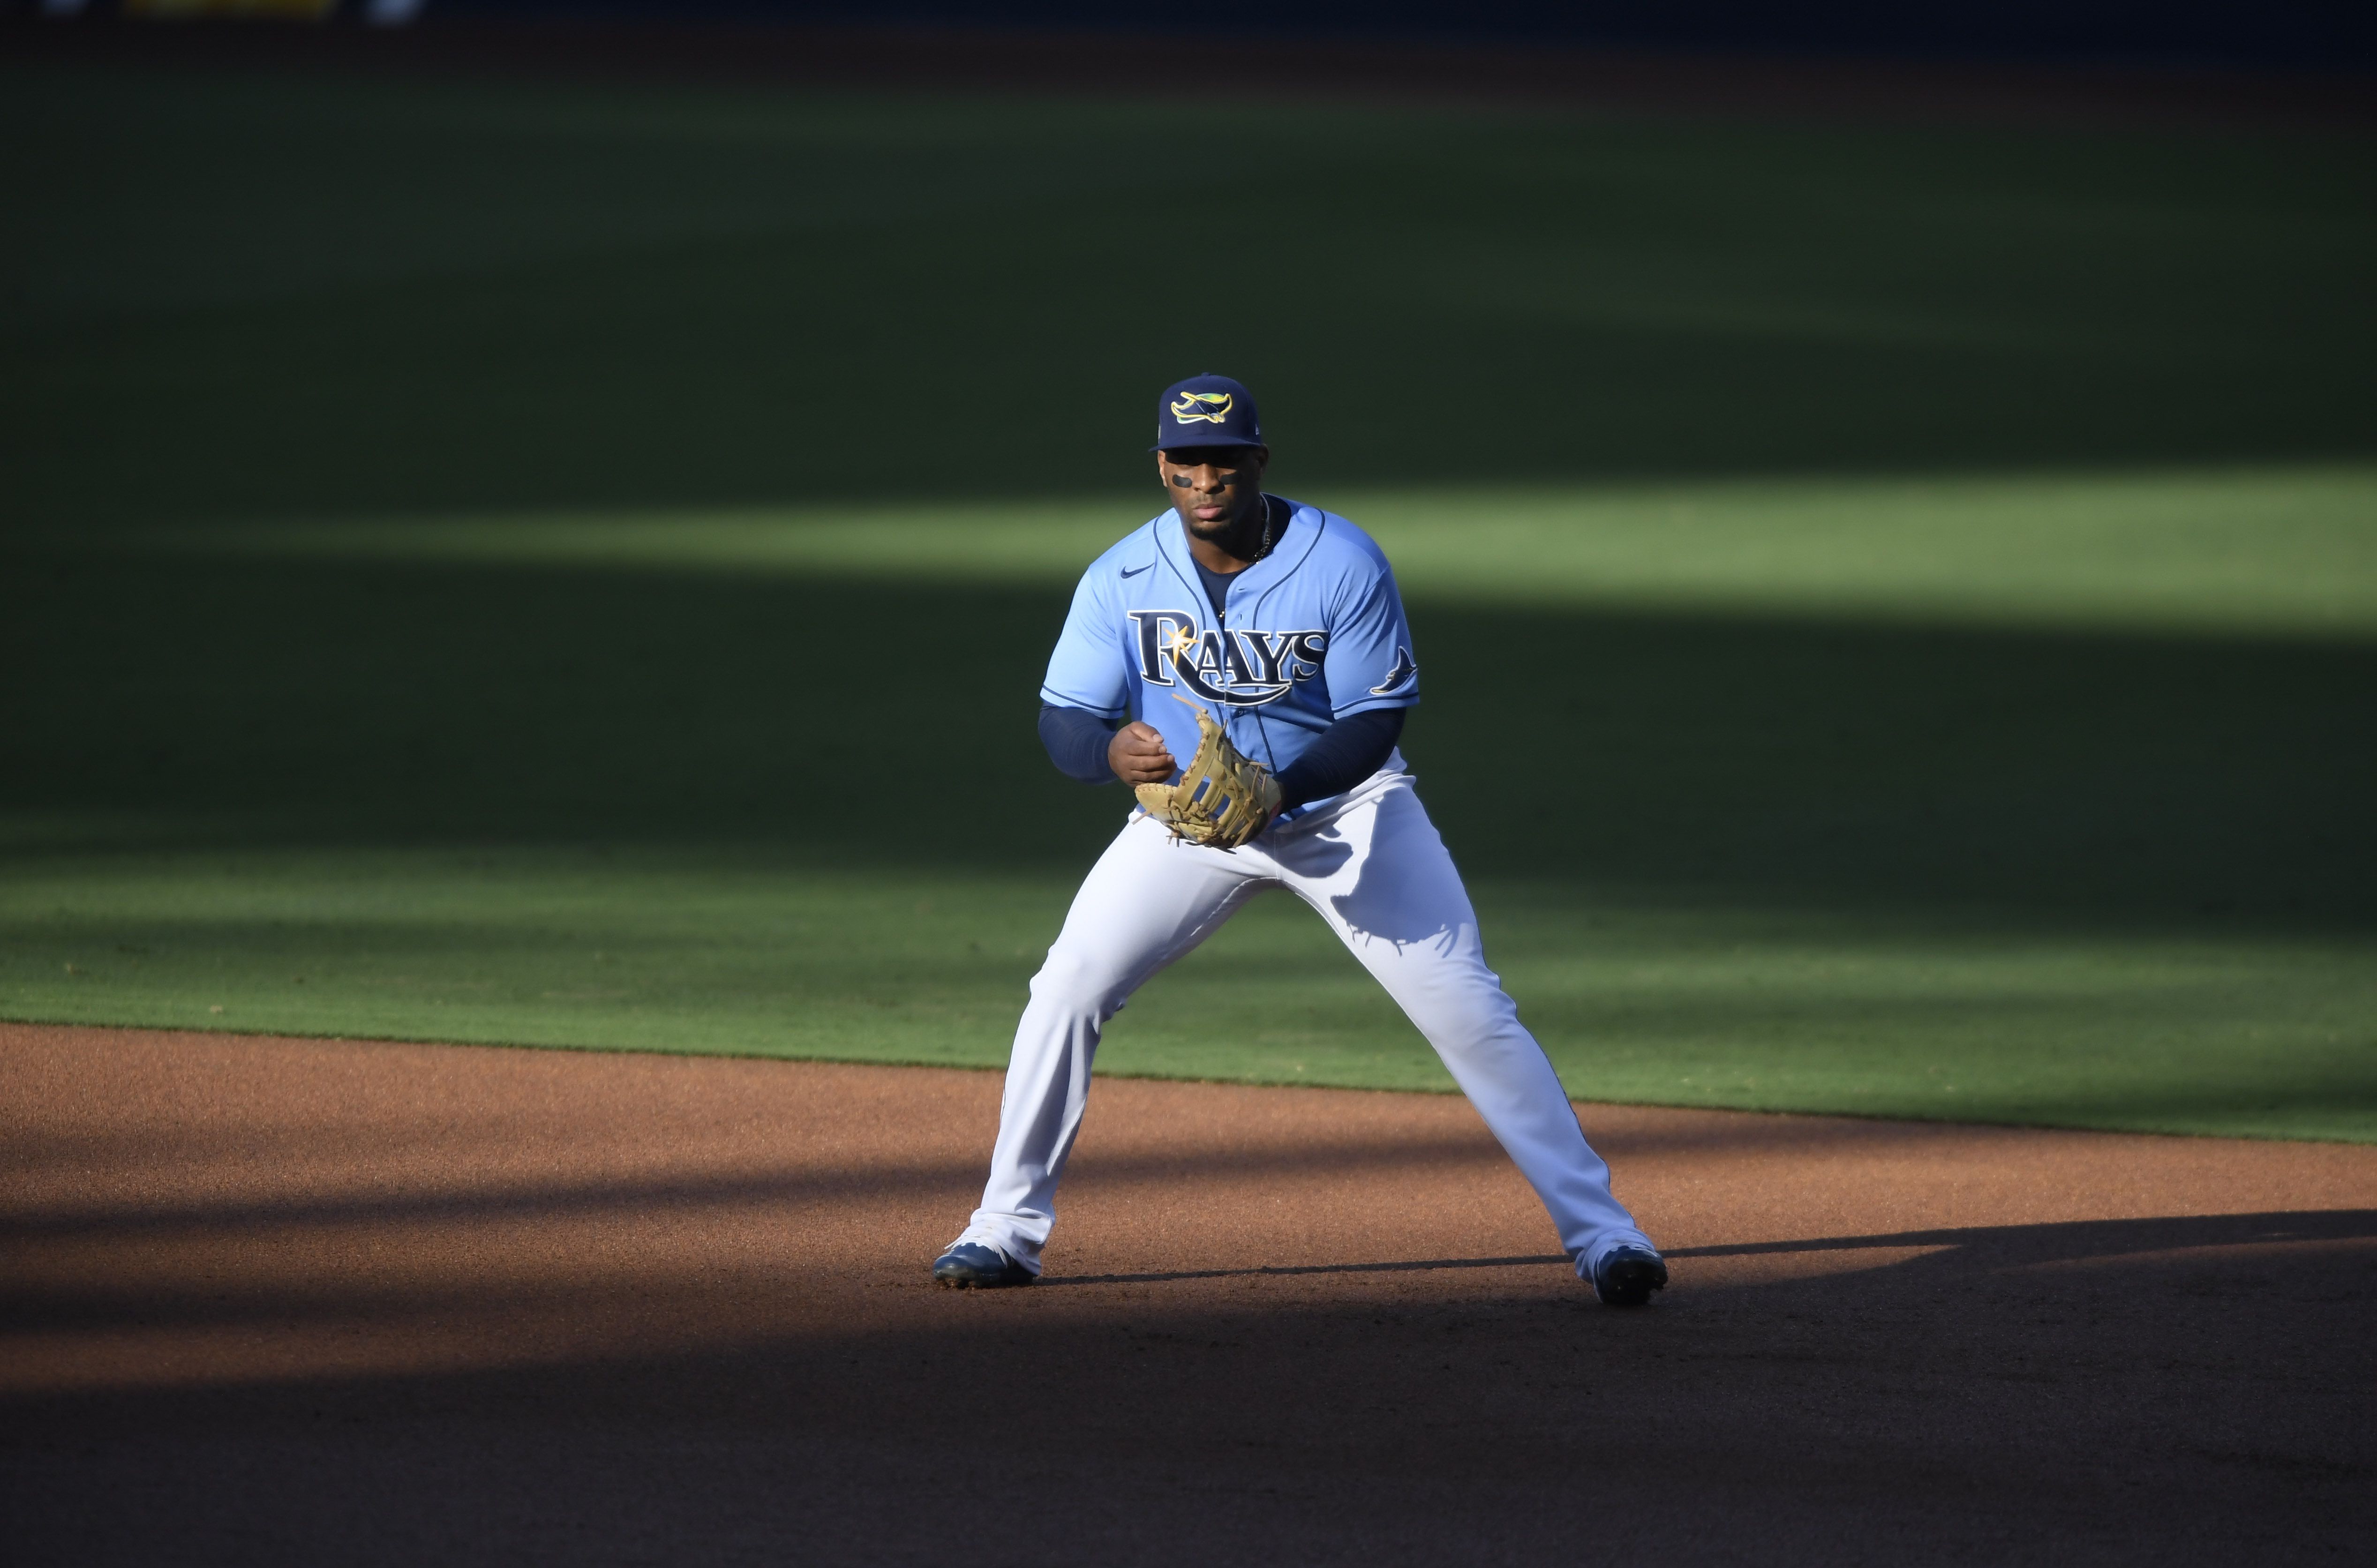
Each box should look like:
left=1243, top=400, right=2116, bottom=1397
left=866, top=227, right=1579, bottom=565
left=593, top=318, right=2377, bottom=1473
left=1157, top=445, right=1268, bottom=538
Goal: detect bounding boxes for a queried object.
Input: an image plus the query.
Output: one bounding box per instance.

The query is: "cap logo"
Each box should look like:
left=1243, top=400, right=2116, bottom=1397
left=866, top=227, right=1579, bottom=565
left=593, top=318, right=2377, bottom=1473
left=1170, top=390, right=1234, bottom=424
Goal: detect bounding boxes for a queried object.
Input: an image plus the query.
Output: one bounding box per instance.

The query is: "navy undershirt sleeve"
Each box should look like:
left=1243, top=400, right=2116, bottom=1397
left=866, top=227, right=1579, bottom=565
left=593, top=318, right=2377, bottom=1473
left=1274, top=706, right=1404, bottom=810
left=1038, top=703, right=1117, bottom=784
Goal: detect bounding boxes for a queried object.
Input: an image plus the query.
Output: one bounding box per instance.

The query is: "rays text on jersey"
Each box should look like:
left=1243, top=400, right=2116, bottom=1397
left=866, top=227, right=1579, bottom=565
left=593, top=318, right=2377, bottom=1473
left=1129, top=610, right=1326, bottom=708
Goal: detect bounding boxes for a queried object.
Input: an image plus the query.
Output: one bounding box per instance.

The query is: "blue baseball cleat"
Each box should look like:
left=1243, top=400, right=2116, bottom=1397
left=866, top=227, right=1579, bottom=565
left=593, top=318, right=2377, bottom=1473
left=1591, top=1245, right=1669, bottom=1307
left=932, top=1242, right=1036, bottom=1289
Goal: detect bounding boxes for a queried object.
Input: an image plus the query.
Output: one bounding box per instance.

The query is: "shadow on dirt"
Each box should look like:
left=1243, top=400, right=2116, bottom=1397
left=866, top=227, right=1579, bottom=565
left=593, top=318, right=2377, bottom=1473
left=1668, top=1206, right=2377, bottom=1266
left=1045, top=1207, right=2377, bottom=1286
left=5, top=1208, right=2370, bottom=1566
left=0, top=1130, right=1527, bottom=1256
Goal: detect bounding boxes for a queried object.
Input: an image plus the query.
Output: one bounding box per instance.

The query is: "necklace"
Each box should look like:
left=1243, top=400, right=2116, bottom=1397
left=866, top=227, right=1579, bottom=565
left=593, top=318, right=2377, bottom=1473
left=1188, top=497, right=1273, bottom=575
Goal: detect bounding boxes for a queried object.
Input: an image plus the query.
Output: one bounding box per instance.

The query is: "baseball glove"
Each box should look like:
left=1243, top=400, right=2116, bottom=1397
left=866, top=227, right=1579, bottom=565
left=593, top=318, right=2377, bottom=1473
left=1136, top=705, right=1282, bottom=850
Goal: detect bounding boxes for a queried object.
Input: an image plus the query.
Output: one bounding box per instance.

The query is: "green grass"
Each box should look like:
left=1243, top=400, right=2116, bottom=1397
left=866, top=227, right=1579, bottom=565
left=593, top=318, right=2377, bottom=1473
left=4, top=52, right=2373, bottom=1139
left=8, top=844, right=2372, bottom=1142
left=159, top=465, right=2377, bottom=638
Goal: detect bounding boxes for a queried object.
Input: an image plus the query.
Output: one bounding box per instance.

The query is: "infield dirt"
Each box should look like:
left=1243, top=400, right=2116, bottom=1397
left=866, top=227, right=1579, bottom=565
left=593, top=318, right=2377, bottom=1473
left=5, top=1020, right=2373, bottom=1563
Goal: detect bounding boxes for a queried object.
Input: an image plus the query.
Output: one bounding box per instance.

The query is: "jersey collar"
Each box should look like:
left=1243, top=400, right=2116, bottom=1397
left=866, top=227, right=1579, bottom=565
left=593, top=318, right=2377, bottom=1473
left=1155, top=495, right=1321, bottom=621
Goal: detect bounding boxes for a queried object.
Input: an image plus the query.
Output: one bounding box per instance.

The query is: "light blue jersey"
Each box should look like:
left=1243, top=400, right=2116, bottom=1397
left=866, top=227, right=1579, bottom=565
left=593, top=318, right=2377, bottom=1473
left=1039, top=496, right=1420, bottom=791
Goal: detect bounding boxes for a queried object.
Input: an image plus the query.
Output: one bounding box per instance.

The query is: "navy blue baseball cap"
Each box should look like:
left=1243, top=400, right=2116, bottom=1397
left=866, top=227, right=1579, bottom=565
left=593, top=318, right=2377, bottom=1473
left=1152, top=374, right=1264, bottom=452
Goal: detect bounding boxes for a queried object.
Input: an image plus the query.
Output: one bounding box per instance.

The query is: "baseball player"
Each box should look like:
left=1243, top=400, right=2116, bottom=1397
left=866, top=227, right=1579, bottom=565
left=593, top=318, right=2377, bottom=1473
left=932, top=375, right=1667, bottom=1305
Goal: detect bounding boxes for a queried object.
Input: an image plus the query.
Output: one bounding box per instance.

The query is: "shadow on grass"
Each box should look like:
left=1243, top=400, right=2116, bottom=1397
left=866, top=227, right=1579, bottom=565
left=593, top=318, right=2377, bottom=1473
left=8, top=549, right=2372, bottom=932
left=6, top=55, right=2373, bottom=529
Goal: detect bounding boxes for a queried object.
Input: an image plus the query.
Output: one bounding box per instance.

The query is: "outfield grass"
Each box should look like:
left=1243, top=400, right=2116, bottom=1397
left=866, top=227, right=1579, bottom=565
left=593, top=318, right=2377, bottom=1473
left=160, top=465, right=2377, bottom=639
left=4, top=52, right=2372, bottom=1138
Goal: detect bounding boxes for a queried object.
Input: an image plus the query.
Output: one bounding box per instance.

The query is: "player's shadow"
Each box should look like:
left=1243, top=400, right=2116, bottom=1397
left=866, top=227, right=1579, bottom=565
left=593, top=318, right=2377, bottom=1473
left=1032, top=1207, right=2377, bottom=1288
left=1037, top=1253, right=1571, bottom=1286
left=1658, top=1205, right=2377, bottom=1277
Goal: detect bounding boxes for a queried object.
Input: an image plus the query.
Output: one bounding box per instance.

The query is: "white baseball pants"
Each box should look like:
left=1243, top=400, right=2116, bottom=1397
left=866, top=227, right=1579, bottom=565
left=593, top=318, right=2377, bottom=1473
left=956, top=768, right=1655, bottom=1279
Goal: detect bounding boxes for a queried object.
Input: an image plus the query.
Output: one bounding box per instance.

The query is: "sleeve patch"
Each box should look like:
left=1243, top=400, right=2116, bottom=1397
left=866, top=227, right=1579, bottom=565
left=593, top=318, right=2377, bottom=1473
left=1368, top=645, right=1418, bottom=696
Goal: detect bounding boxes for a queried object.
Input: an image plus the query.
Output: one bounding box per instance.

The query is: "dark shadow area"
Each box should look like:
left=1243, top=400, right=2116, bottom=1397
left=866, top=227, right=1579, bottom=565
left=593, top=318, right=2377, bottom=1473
left=3, top=48, right=2371, bottom=525
left=1413, top=598, right=2377, bottom=929
left=10, top=15, right=2377, bottom=120
left=1665, top=1206, right=2377, bottom=1262
left=9, top=551, right=2371, bottom=932
left=3, top=1207, right=2370, bottom=1565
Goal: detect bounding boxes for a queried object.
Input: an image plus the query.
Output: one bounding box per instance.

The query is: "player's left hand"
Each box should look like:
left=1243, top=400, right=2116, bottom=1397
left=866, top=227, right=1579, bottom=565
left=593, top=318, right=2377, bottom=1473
left=1135, top=708, right=1280, bottom=850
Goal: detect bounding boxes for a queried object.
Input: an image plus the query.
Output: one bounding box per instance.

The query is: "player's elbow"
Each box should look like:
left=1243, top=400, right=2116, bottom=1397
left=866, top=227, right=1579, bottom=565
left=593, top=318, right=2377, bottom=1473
left=1038, top=703, right=1119, bottom=785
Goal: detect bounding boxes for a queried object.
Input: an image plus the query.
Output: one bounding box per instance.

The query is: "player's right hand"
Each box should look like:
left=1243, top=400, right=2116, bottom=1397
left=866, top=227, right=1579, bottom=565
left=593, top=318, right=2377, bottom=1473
left=1108, top=721, right=1177, bottom=785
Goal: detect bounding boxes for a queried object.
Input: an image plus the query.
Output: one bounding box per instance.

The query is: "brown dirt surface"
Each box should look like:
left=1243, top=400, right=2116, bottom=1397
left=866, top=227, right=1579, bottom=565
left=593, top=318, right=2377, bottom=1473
left=4, top=1020, right=2374, bottom=1564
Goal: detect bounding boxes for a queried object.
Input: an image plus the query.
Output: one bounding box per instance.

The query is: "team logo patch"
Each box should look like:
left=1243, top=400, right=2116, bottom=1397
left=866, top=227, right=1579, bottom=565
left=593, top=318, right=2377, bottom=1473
left=1369, top=645, right=1417, bottom=696
left=1169, top=390, right=1234, bottom=425
left=1130, top=609, right=1325, bottom=708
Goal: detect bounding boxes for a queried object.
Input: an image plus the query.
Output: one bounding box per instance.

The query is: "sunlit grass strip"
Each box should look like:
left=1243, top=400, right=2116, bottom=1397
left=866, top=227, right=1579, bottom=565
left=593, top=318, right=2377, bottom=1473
left=140, top=465, right=2377, bottom=641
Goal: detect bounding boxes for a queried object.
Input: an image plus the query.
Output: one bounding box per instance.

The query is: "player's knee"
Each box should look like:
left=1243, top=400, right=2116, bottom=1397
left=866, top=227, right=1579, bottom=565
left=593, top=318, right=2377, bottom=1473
left=1029, top=945, right=1123, bottom=1017
left=1415, top=980, right=1527, bottom=1058
left=1398, top=969, right=1512, bottom=1031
